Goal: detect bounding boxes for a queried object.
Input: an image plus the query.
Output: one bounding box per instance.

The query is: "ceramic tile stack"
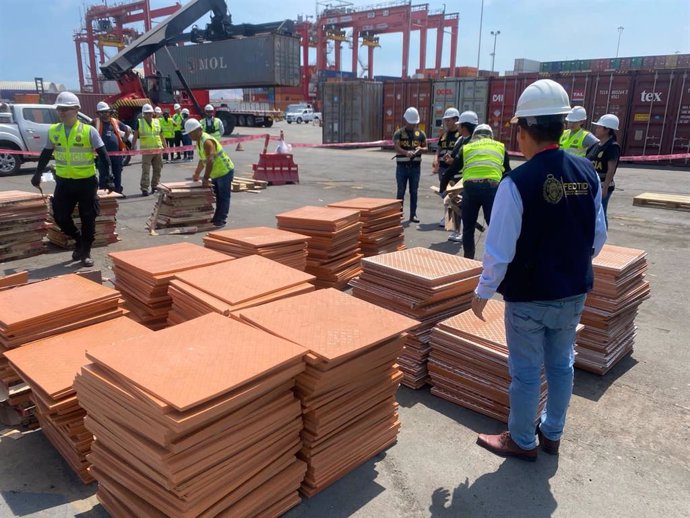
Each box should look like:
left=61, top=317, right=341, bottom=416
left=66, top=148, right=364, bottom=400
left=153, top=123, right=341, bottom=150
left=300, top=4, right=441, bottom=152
left=47, top=190, right=122, bottom=248
left=149, top=181, right=216, bottom=233
left=74, top=313, right=308, bottom=516
left=576, top=244, right=651, bottom=374
left=167, top=255, right=316, bottom=325
left=429, top=300, right=548, bottom=423
left=238, top=289, right=418, bottom=496
left=276, top=206, right=363, bottom=289
left=4, top=317, right=152, bottom=483
left=350, top=248, right=481, bottom=389
left=0, top=275, right=123, bottom=424
left=109, top=243, right=231, bottom=329
left=0, top=190, right=48, bottom=262
left=327, top=198, right=405, bottom=256
left=203, top=226, right=311, bottom=270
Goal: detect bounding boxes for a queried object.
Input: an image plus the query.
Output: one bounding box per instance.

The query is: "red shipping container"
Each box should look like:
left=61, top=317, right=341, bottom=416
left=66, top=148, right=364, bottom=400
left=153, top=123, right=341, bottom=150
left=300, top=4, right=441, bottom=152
left=551, top=73, right=593, bottom=108
left=677, top=55, right=690, bottom=68
left=591, top=59, right=608, bottom=72
left=642, top=56, right=656, bottom=70
left=586, top=72, right=634, bottom=151
left=619, top=58, right=632, bottom=71
left=486, top=75, right=538, bottom=152
left=654, top=56, right=667, bottom=69
left=665, top=70, right=690, bottom=161
left=382, top=79, right=433, bottom=139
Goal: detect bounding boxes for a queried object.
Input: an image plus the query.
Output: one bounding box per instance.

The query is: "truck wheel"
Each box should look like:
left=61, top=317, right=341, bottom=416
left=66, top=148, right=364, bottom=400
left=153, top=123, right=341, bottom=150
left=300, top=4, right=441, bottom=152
left=247, top=115, right=256, bottom=127
left=0, top=146, right=22, bottom=176
left=263, top=118, right=274, bottom=128
left=216, top=112, right=236, bottom=136
left=296, top=117, right=303, bottom=124
left=287, top=120, right=292, bottom=124
left=238, top=115, right=247, bottom=127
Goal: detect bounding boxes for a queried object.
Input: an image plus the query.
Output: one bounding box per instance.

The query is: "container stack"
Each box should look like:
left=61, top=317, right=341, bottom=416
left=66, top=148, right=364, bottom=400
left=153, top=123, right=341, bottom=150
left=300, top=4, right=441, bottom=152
left=167, top=255, right=316, bottom=325
left=109, top=243, right=231, bottom=329
left=4, top=317, right=152, bottom=483
left=276, top=206, right=363, bottom=289
left=327, top=198, right=405, bottom=256
left=350, top=248, right=482, bottom=389
left=237, top=289, right=418, bottom=496
left=0, top=190, right=48, bottom=262
left=203, top=226, right=311, bottom=271
left=74, top=313, right=308, bottom=516
left=576, top=244, right=651, bottom=374
left=149, top=181, right=216, bottom=233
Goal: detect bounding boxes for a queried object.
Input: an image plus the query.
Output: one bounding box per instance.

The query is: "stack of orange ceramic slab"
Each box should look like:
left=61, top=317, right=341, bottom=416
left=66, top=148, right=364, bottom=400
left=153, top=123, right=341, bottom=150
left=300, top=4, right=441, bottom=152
left=73, top=313, right=308, bottom=517
left=429, top=300, right=548, bottom=423
left=576, top=244, right=651, bottom=375
left=0, top=275, right=123, bottom=421
left=276, top=206, right=363, bottom=289
left=167, top=255, right=316, bottom=325
left=0, top=190, right=48, bottom=262
left=237, top=289, right=418, bottom=496
left=150, top=181, right=216, bottom=232
left=203, top=226, right=311, bottom=270
left=327, top=198, right=405, bottom=256
left=109, top=243, right=232, bottom=330
left=350, top=248, right=482, bottom=389
left=4, top=317, right=152, bottom=483
left=48, top=190, right=122, bottom=249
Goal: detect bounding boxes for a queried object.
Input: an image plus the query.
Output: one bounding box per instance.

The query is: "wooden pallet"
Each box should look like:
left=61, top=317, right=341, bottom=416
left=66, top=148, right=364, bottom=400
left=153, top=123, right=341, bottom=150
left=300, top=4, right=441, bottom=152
left=232, top=176, right=269, bottom=192
left=633, top=192, right=690, bottom=212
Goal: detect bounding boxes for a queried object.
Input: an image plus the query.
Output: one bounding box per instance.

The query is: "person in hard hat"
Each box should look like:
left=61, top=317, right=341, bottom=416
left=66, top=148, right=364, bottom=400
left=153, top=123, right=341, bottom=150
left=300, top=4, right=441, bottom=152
left=203, top=104, right=224, bottom=140
left=31, top=92, right=114, bottom=267
left=159, top=109, right=176, bottom=162
left=440, top=109, right=480, bottom=203
left=154, top=106, right=162, bottom=118
left=180, top=108, right=194, bottom=160
left=472, top=79, right=607, bottom=461
left=443, top=123, right=511, bottom=259
left=560, top=106, right=598, bottom=157
left=171, top=103, right=183, bottom=160
left=393, top=106, right=427, bottom=223
left=94, top=101, right=130, bottom=195
left=132, top=103, right=165, bottom=196
left=434, top=107, right=463, bottom=238
left=586, top=114, right=620, bottom=228
left=185, top=118, right=235, bottom=228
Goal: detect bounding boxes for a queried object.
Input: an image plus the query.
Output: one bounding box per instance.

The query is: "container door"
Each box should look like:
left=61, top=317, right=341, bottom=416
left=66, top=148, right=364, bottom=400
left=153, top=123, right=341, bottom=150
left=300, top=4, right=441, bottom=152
left=487, top=76, right=520, bottom=152
left=432, top=79, right=460, bottom=131
left=589, top=73, right=634, bottom=151
left=667, top=71, right=690, bottom=163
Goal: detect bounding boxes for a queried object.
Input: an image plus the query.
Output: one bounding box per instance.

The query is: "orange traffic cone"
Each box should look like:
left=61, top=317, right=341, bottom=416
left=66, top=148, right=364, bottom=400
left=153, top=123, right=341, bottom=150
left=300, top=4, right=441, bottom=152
left=235, top=141, right=244, bottom=152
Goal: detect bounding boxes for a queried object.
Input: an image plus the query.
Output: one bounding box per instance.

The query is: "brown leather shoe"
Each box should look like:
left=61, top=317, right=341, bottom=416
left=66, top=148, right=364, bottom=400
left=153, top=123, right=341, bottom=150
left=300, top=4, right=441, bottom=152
left=476, top=431, right=538, bottom=462
left=536, top=425, right=560, bottom=455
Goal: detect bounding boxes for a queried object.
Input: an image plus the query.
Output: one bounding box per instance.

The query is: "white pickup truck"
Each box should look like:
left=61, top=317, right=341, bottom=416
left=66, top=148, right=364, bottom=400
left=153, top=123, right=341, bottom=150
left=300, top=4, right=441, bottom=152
left=285, top=107, right=322, bottom=124
left=0, top=104, right=92, bottom=175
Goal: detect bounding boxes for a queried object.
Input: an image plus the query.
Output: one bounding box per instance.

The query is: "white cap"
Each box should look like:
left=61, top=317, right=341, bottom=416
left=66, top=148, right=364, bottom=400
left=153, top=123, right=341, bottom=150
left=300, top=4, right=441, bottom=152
left=565, top=105, right=587, bottom=122
left=443, top=107, right=460, bottom=119
left=154, top=106, right=162, bottom=114
left=511, top=79, right=571, bottom=123
left=592, top=113, right=620, bottom=130
left=403, top=107, right=420, bottom=124
left=55, top=92, right=81, bottom=109
left=142, top=103, right=154, bottom=113
left=96, top=101, right=110, bottom=112
left=473, top=123, right=493, bottom=138
left=173, top=103, right=181, bottom=110
left=459, top=110, right=479, bottom=125
left=183, top=118, right=202, bottom=135
left=181, top=108, right=190, bottom=115
left=204, top=104, right=214, bottom=112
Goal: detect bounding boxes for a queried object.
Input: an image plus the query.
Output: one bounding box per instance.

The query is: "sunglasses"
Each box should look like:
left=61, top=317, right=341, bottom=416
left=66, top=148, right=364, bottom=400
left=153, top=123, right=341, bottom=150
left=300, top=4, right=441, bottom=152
left=57, top=107, right=77, bottom=112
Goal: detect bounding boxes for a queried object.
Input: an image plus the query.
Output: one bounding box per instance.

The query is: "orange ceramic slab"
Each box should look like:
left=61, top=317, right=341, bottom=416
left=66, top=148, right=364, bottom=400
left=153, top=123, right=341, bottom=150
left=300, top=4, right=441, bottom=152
left=109, top=243, right=231, bottom=278
left=206, top=226, right=310, bottom=247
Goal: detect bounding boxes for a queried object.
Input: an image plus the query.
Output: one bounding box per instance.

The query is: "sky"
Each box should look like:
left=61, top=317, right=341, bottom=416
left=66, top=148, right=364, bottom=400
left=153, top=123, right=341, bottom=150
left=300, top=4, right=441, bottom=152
left=1, top=0, right=689, bottom=89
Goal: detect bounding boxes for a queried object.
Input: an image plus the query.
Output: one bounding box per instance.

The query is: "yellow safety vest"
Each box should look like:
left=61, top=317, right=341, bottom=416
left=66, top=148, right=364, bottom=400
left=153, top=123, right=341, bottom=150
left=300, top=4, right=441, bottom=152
left=172, top=113, right=183, bottom=131
left=138, top=117, right=163, bottom=149
left=203, top=117, right=222, bottom=140
left=559, top=129, right=589, bottom=157
left=197, top=133, right=234, bottom=179
left=48, top=122, right=96, bottom=179
left=462, top=138, right=505, bottom=182
left=160, top=116, right=175, bottom=139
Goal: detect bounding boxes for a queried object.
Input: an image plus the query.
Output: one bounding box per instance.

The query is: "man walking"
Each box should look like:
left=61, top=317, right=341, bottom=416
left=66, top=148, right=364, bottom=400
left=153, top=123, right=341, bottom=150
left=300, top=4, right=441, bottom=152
left=472, top=79, right=607, bottom=460
left=94, top=101, right=130, bottom=195
left=132, top=103, right=165, bottom=196
left=393, top=107, right=427, bottom=223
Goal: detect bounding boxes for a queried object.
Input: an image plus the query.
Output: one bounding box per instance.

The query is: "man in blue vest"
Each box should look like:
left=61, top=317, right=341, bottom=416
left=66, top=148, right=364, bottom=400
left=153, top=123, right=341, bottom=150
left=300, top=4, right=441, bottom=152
left=472, top=79, right=607, bottom=460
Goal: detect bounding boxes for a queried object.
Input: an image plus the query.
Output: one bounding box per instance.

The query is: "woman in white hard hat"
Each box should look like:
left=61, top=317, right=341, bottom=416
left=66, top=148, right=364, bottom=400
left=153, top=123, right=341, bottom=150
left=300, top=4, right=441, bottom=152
left=560, top=106, right=598, bottom=157
left=586, top=114, right=621, bottom=227
left=392, top=106, right=427, bottom=223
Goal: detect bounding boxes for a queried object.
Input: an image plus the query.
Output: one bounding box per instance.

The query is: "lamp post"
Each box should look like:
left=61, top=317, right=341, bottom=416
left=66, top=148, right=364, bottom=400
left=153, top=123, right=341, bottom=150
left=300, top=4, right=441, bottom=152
left=616, top=26, right=624, bottom=58
left=476, top=0, right=484, bottom=76
left=490, top=30, right=501, bottom=73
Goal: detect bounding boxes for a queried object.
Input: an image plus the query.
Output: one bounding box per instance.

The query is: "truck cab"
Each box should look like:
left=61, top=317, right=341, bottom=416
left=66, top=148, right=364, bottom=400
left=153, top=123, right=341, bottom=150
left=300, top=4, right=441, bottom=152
left=285, top=107, right=321, bottom=124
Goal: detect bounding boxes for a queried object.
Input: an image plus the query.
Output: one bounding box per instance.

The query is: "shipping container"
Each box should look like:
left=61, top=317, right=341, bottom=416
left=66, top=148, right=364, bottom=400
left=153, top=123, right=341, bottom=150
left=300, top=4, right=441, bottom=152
left=654, top=56, right=667, bottom=69
left=585, top=72, right=634, bottom=150
left=487, top=74, right=540, bottom=151
left=514, top=58, right=541, bottom=73
left=382, top=79, right=433, bottom=139
left=430, top=78, right=489, bottom=131
left=678, top=55, right=690, bottom=68
left=154, top=34, right=300, bottom=90
left=322, top=81, right=383, bottom=144
left=630, top=57, right=644, bottom=70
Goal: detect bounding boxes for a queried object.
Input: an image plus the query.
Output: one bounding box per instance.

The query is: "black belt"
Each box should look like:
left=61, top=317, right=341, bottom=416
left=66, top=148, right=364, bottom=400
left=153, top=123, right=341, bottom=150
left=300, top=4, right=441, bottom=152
left=464, top=178, right=499, bottom=185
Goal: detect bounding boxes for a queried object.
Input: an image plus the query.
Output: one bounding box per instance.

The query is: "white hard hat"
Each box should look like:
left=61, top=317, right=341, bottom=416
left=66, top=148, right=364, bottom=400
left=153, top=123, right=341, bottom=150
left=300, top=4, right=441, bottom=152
left=142, top=103, right=154, bottom=114
left=183, top=118, right=202, bottom=135
left=55, top=92, right=81, bottom=109
left=593, top=113, right=620, bottom=130
left=565, top=105, right=587, bottom=122
left=181, top=108, right=190, bottom=115
left=473, top=123, right=493, bottom=138
left=204, top=104, right=214, bottom=112
left=96, top=101, right=110, bottom=112
left=459, top=110, right=479, bottom=125
left=511, top=79, right=571, bottom=122
left=403, top=107, right=420, bottom=124
left=154, top=106, right=162, bottom=114
left=443, top=107, right=460, bottom=119
left=173, top=103, right=181, bottom=110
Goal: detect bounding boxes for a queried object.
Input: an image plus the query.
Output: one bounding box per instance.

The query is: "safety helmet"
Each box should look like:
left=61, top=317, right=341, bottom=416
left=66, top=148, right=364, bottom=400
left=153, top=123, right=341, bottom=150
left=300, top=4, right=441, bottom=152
left=403, top=107, right=420, bottom=124
left=183, top=118, right=202, bottom=135
left=511, top=79, right=571, bottom=122
left=204, top=104, right=214, bottom=112
left=55, top=92, right=81, bottom=109
left=181, top=108, right=190, bottom=115
left=565, top=105, right=587, bottom=122
left=592, top=114, right=620, bottom=130
left=96, top=101, right=110, bottom=112
left=142, top=103, right=154, bottom=114
left=154, top=106, right=162, bottom=114
left=442, top=107, right=460, bottom=120
left=459, top=110, right=479, bottom=125
left=473, top=123, right=493, bottom=138
left=173, top=103, right=181, bottom=110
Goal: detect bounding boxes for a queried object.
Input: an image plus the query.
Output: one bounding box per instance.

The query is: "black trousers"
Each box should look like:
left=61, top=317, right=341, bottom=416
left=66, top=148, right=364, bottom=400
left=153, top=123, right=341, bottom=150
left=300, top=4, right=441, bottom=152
left=461, top=180, right=498, bottom=259
left=173, top=131, right=183, bottom=158
left=52, top=175, right=100, bottom=251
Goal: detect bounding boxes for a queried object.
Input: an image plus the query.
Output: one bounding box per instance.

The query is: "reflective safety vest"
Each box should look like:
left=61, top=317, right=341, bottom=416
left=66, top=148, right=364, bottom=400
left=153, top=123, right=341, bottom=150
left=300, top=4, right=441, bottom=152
left=137, top=117, right=163, bottom=149
left=48, top=122, right=96, bottom=179
left=198, top=132, right=234, bottom=179
left=559, top=128, right=590, bottom=157
left=461, top=138, right=505, bottom=182
left=160, top=116, right=175, bottom=139
left=172, top=113, right=183, bottom=132
left=204, top=117, right=222, bottom=140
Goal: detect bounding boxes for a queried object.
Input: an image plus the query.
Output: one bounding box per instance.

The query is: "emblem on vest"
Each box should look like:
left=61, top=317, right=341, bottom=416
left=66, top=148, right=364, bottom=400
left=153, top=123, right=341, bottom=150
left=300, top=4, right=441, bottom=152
left=543, top=174, right=564, bottom=204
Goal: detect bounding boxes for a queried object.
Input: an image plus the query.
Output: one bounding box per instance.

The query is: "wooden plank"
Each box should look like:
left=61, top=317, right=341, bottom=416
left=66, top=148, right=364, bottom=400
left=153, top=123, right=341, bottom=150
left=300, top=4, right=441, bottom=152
left=633, top=192, right=690, bottom=211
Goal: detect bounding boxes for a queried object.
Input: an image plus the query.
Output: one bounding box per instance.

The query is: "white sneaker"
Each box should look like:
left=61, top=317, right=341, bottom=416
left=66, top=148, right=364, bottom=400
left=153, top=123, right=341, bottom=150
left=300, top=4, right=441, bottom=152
left=447, top=232, right=462, bottom=243
left=438, top=217, right=445, bottom=228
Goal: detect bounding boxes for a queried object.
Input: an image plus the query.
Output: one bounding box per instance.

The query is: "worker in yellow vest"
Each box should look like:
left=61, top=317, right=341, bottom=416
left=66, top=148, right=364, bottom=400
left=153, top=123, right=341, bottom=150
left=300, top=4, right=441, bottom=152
left=160, top=109, right=176, bottom=161
left=203, top=104, right=224, bottom=140
left=132, top=103, right=165, bottom=196
left=185, top=118, right=235, bottom=228
left=31, top=92, right=114, bottom=267
left=171, top=103, right=183, bottom=160
left=560, top=106, right=599, bottom=157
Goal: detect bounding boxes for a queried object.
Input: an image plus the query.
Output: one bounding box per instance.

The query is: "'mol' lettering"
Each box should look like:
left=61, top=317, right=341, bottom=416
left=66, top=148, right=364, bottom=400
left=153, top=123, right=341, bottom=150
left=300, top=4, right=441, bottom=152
left=640, top=90, right=662, bottom=102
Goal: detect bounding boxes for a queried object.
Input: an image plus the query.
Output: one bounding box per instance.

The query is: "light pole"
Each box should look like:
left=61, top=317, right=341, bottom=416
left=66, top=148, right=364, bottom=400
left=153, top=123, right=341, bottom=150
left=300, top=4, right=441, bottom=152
left=490, top=30, right=501, bottom=73
left=476, top=0, right=484, bottom=76
left=616, top=26, right=624, bottom=58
